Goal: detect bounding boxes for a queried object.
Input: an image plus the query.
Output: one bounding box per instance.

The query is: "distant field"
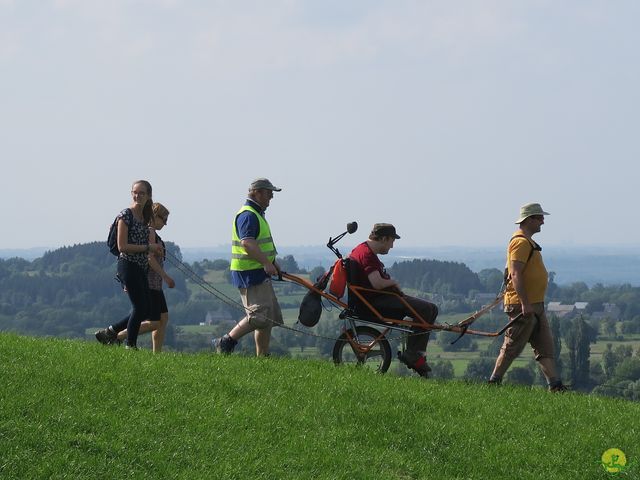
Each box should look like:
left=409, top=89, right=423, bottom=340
left=591, top=335, right=640, bottom=362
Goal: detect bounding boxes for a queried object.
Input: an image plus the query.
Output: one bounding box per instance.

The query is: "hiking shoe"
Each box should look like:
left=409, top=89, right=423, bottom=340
left=487, top=378, right=502, bottom=386
left=413, top=356, right=432, bottom=378
left=549, top=381, right=568, bottom=393
left=95, top=327, right=118, bottom=345
left=213, top=335, right=237, bottom=354
left=397, top=351, right=431, bottom=377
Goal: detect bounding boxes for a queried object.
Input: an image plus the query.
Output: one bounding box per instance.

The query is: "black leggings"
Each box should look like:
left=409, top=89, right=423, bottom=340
left=111, top=258, right=150, bottom=346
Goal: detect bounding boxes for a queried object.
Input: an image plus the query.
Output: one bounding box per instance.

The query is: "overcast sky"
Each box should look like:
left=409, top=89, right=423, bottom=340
left=1, top=0, right=638, bottom=250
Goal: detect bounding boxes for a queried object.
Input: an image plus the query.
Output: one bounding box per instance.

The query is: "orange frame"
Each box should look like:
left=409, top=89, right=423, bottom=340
left=281, top=271, right=515, bottom=338
left=280, top=271, right=523, bottom=370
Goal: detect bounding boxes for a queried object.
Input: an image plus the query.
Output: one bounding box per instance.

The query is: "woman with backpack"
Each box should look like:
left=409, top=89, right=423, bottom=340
left=95, top=180, right=162, bottom=349
left=112, top=202, right=175, bottom=352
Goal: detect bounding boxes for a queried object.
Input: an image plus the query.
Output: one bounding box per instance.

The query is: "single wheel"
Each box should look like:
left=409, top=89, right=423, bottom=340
left=332, top=325, right=392, bottom=373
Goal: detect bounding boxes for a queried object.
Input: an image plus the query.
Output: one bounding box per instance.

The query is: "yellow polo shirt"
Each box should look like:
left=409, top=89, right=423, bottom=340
left=504, top=232, right=548, bottom=305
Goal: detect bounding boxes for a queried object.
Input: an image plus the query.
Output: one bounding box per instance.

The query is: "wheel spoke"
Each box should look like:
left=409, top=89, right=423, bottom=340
left=332, top=326, right=392, bottom=373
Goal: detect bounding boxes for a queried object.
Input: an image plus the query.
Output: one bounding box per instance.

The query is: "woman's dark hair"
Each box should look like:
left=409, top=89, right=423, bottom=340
left=132, top=180, right=153, bottom=226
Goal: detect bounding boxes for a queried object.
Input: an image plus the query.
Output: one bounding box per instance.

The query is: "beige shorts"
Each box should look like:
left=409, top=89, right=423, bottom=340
left=239, top=279, right=283, bottom=330
left=501, top=303, right=555, bottom=361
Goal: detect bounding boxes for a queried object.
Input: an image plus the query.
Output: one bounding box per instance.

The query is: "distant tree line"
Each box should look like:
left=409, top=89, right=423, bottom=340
left=0, top=242, right=239, bottom=340
left=389, top=259, right=483, bottom=295
left=3, top=243, right=640, bottom=336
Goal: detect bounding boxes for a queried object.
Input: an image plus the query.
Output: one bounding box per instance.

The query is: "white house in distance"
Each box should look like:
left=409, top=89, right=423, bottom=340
left=546, top=302, right=621, bottom=320
left=547, top=302, right=582, bottom=318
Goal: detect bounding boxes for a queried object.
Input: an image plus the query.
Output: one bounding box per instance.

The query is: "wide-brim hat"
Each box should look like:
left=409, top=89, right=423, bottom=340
left=250, top=178, right=281, bottom=192
left=515, top=203, right=550, bottom=224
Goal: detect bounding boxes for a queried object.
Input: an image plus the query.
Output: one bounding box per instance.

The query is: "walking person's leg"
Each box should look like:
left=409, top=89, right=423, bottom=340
left=253, top=281, right=283, bottom=356
left=122, top=261, right=151, bottom=348
left=216, top=280, right=283, bottom=356
left=490, top=305, right=536, bottom=382
left=95, top=259, right=148, bottom=345
left=214, top=286, right=256, bottom=354
left=116, top=289, right=164, bottom=348
left=151, top=291, right=169, bottom=353
left=529, top=306, right=564, bottom=390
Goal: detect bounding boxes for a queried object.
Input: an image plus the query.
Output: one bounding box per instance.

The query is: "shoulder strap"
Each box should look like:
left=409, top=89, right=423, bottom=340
left=511, top=234, right=537, bottom=264
left=503, top=235, right=539, bottom=286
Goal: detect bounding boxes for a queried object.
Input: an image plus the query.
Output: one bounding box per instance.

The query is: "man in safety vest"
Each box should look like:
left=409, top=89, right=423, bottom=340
left=488, top=203, right=566, bottom=392
left=213, top=178, right=284, bottom=356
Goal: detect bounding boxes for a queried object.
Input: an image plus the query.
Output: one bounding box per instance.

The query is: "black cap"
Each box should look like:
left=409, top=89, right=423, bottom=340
left=371, top=223, right=400, bottom=239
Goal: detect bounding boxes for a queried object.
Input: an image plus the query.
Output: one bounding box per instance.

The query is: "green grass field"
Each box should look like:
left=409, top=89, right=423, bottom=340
left=1, top=333, right=639, bottom=479
left=90, top=320, right=640, bottom=382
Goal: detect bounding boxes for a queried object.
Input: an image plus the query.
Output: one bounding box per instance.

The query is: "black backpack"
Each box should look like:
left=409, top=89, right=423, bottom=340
left=107, top=209, right=130, bottom=256
left=107, top=217, right=120, bottom=256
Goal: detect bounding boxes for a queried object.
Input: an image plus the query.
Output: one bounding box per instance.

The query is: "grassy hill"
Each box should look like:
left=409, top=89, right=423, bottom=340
left=1, top=334, right=638, bottom=479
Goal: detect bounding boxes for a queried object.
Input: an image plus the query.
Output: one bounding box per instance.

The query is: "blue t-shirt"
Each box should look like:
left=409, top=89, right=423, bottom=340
left=231, top=199, right=270, bottom=288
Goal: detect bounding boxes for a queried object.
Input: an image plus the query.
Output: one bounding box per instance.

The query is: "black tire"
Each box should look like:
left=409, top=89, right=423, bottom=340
left=332, top=325, right=392, bottom=373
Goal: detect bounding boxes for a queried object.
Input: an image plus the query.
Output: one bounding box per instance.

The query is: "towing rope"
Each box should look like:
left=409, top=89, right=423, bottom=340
left=164, top=251, right=504, bottom=344
left=164, top=251, right=351, bottom=343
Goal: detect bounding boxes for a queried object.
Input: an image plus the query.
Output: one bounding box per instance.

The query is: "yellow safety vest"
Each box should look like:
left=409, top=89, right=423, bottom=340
left=230, top=205, right=277, bottom=271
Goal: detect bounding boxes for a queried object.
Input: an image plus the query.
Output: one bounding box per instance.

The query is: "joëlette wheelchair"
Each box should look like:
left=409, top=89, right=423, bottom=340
left=280, top=222, right=518, bottom=373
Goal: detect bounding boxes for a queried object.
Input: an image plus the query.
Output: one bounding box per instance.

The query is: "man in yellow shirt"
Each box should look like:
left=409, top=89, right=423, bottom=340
left=489, top=203, right=566, bottom=392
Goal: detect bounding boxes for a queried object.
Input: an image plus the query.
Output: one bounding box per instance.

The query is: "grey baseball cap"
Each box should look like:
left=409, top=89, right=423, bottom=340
left=250, top=178, right=282, bottom=192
